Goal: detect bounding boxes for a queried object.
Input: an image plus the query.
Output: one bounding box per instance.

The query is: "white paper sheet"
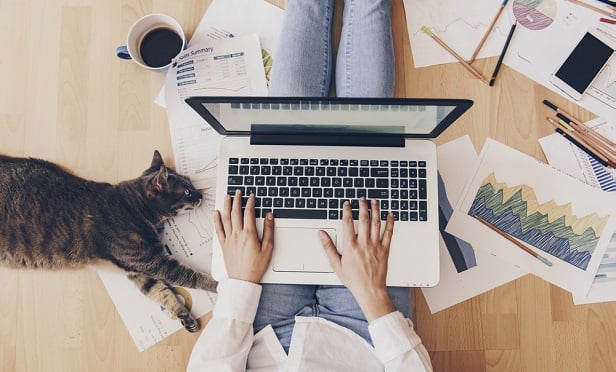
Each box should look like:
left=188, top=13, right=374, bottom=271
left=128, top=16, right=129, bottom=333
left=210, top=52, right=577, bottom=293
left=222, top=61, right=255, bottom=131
left=539, top=118, right=616, bottom=304
left=164, top=34, right=268, bottom=189
left=405, top=0, right=616, bottom=118
left=421, top=136, right=527, bottom=313
left=94, top=201, right=218, bottom=352
left=403, top=0, right=513, bottom=68
left=503, top=0, right=616, bottom=118
left=155, top=0, right=284, bottom=106
left=446, top=138, right=616, bottom=297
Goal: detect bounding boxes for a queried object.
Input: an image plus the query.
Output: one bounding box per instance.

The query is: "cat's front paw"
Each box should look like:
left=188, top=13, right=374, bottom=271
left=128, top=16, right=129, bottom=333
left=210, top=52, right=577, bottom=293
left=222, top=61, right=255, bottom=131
left=177, top=309, right=199, bottom=332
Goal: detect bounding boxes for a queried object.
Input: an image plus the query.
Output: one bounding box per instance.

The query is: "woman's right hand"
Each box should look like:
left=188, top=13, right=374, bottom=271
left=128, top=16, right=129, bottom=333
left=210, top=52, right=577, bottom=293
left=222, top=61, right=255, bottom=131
left=319, top=198, right=395, bottom=322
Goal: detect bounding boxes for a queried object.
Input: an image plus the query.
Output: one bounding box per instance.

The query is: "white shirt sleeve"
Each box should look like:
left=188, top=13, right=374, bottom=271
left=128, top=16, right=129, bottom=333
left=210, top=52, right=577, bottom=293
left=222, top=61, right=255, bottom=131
left=186, top=278, right=262, bottom=372
left=368, top=311, right=433, bottom=372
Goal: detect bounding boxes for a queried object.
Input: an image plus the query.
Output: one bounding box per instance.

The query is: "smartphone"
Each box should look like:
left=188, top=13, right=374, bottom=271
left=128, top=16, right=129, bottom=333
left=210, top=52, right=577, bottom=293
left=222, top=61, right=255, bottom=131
left=550, top=28, right=616, bottom=101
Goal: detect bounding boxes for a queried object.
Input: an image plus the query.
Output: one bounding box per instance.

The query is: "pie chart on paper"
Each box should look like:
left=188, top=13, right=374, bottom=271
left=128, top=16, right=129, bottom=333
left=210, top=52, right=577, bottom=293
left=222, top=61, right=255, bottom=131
left=513, top=0, right=557, bottom=30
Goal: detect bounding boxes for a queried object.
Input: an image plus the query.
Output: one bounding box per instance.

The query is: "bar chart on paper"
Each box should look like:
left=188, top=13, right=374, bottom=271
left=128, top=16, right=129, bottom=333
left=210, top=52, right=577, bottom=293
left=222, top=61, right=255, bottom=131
left=595, top=234, right=616, bottom=283
left=468, top=172, right=610, bottom=271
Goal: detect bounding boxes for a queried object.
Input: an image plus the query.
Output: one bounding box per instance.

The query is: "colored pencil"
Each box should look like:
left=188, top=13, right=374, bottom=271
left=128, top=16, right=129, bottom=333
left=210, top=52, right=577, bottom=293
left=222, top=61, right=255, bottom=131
left=542, top=99, right=616, bottom=150
left=421, top=26, right=490, bottom=84
left=546, top=117, right=613, bottom=167
left=475, top=217, right=553, bottom=267
left=556, top=113, right=616, bottom=160
left=567, top=0, right=616, bottom=18
left=489, top=21, right=517, bottom=86
left=469, top=0, right=510, bottom=63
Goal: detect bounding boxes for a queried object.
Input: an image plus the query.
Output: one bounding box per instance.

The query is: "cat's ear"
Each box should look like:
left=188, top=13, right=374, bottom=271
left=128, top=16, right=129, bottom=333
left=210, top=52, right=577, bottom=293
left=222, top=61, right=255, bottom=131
left=151, top=165, right=169, bottom=193
left=150, top=150, right=165, bottom=170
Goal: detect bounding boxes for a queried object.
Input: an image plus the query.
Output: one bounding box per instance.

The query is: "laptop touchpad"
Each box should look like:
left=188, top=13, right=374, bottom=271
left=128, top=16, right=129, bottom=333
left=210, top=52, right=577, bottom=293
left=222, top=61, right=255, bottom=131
left=272, top=228, right=336, bottom=273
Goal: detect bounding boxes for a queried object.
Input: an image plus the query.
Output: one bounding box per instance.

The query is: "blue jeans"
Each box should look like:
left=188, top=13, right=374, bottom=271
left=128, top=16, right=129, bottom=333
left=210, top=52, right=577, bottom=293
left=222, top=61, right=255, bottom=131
left=254, top=285, right=410, bottom=352
left=268, top=0, right=394, bottom=97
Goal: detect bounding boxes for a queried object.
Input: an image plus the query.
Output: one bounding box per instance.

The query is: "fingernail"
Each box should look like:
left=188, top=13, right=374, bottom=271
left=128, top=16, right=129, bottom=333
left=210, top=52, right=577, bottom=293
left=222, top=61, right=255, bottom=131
left=267, top=212, right=274, bottom=220
left=318, top=230, right=327, bottom=241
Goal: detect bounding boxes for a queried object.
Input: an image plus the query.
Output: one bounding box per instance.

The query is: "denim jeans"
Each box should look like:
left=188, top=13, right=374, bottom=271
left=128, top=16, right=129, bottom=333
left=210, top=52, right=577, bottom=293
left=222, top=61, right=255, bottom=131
left=268, top=0, right=394, bottom=97
left=254, top=284, right=410, bottom=352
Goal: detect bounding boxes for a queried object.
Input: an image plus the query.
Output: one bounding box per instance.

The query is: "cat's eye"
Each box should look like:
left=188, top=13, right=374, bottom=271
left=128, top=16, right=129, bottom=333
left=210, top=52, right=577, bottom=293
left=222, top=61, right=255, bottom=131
left=184, top=188, right=192, bottom=197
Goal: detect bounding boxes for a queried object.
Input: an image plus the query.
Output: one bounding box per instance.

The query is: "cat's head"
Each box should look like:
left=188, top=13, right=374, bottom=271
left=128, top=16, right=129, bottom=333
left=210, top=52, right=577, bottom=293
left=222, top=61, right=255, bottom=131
left=141, top=150, right=203, bottom=217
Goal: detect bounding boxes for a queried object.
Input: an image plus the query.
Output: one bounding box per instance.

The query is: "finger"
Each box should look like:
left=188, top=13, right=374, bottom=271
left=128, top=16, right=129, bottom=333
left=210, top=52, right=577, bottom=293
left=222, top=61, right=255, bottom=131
left=319, top=230, right=343, bottom=274
left=370, top=199, right=382, bottom=244
left=381, top=212, right=395, bottom=251
left=243, top=193, right=257, bottom=233
left=214, top=210, right=226, bottom=245
left=357, top=197, right=370, bottom=243
left=231, top=189, right=243, bottom=230
left=341, top=201, right=355, bottom=243
left=221, top=194, right=233, bottom=235
left=261, top=212, right=275, bottom=253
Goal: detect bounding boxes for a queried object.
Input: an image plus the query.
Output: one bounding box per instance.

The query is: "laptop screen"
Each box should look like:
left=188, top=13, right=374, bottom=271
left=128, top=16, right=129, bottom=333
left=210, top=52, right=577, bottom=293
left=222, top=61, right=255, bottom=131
left=185, top=97, right=473, bottom=138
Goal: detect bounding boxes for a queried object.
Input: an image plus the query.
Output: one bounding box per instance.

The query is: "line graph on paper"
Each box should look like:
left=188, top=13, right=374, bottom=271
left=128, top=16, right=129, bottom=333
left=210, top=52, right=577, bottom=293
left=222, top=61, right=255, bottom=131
left=404, top=0, right=513, bottom=67
left=468, top=172, right=610, bottom=271
left=588, top=60, right=616, bottom=109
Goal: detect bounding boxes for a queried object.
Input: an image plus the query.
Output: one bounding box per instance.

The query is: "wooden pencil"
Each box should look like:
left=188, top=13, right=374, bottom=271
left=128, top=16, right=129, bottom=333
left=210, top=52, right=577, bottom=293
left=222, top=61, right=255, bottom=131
left=543, top=100, right=616, bottom=150
left=546, top=117, right=615, bottom=168
left=567, top=0, right=616, bottom=18
left=421, top=26, right=490, bottom=84
left=476, top=217, right=553, bottom=267
left=469, top=0, right=510, bottom=63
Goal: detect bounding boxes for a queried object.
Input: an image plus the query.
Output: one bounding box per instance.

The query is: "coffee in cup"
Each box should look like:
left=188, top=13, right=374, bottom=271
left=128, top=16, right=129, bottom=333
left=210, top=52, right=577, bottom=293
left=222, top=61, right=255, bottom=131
left=116, top=14, right=185, bottom=72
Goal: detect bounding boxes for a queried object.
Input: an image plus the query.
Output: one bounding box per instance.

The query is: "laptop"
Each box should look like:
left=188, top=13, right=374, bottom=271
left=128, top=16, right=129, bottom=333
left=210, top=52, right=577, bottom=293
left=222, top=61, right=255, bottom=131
left=185, top=96, right=473, bottom=287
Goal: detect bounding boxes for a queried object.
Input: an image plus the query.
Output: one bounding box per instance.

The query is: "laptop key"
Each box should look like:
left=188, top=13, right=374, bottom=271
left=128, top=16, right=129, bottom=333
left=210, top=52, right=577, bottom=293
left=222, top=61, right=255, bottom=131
left=368, top=189, right=389, bottom=199
left=275, top=209, right=328, bottom=219
left=228, top=175, right=243, bottom=185
left=419, top=180, right=427, bottom=199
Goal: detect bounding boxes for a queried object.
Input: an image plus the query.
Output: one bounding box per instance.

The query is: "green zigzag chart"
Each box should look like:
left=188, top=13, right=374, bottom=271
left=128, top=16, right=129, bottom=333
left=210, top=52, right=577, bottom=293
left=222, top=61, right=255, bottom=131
left=468, top=173, right=609, bottom=270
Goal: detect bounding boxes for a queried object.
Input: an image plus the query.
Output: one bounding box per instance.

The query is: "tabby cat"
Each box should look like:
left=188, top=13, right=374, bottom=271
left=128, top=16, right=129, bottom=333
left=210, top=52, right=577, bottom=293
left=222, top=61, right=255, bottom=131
left=0, top=150, right=217, bottom=332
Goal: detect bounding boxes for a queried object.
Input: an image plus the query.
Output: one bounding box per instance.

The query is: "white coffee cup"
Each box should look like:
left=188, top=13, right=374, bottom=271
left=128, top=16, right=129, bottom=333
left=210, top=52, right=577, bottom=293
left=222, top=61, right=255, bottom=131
left=116, top=13, right=185, bottom=72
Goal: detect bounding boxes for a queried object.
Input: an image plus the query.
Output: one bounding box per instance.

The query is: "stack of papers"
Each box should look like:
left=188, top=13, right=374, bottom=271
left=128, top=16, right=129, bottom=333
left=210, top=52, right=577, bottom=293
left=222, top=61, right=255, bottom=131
left=425, top=131, right=616, bottom=314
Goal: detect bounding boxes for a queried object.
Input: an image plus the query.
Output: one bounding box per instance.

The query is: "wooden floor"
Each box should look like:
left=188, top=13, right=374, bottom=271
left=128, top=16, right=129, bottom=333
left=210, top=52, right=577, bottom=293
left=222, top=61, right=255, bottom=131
left=1, top=1, right=615, bottom=371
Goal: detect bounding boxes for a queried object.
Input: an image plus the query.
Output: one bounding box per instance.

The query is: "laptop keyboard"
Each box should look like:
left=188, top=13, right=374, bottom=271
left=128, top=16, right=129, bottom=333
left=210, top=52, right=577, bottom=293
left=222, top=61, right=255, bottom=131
left=226, top=157, right=428, bottom=222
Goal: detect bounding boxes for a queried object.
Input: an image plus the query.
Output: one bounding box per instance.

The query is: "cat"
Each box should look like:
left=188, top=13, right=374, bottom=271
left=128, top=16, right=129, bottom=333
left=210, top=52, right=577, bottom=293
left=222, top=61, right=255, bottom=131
left=0, top=150, right=217, bottom=332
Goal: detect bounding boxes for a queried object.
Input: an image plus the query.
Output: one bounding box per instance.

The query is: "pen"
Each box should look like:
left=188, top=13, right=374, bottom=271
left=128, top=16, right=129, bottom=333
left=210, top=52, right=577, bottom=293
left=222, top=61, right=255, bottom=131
left=546, top=117, right=612, bottom=167
left=475, top=216, right=553, bottom=267
left=421, top=26, right=490, bottom=84
left=489, top=21, right=517, bottom=86
left=600, top=17, right=616, bottom=24
left=469, top=0, right=510, bottom=63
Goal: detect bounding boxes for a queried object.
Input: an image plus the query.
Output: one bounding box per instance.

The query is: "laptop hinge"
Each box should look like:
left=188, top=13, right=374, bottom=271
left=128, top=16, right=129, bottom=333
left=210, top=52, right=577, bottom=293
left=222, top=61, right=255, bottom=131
left=250, top=133, right=405, bottom=147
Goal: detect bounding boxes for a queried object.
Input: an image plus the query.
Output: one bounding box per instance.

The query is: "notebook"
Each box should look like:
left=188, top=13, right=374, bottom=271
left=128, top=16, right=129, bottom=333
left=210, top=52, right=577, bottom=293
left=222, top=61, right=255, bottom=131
left=185, top=96, right=473, bottom=287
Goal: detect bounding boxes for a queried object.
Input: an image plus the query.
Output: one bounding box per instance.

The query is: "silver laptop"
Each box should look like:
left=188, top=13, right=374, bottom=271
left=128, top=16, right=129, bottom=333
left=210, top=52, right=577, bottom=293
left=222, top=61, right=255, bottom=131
left=185, top=97, right=473, bottom=287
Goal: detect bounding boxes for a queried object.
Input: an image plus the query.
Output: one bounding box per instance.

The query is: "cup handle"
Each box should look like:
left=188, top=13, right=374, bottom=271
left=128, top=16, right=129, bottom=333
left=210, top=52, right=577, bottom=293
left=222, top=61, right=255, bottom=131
left=116, top=46, right=132, bottom=60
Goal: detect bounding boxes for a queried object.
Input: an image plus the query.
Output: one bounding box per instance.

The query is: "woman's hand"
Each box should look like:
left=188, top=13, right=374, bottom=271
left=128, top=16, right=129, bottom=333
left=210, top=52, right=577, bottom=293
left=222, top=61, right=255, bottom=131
left=319, top=198, right=395, bottom=322
left=214, top=190, right=275, bottom=283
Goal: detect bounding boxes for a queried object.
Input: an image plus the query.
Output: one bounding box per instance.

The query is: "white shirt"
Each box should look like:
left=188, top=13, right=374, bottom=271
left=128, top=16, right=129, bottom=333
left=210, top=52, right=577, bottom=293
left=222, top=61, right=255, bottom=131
left=187, top=278, right=432, bottom=371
